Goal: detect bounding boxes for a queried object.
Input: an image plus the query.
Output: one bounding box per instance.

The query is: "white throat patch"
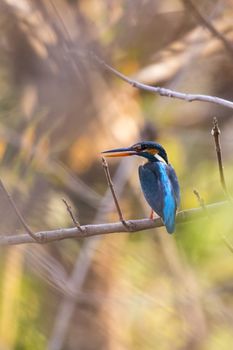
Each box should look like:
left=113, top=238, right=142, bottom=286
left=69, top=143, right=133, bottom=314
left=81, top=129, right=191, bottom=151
left=154, top=154, right=166, bottom=163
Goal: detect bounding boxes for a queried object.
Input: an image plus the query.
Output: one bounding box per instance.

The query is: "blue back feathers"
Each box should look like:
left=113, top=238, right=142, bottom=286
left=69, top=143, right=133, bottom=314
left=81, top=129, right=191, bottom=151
left=139, top=162, right=180, bottom=233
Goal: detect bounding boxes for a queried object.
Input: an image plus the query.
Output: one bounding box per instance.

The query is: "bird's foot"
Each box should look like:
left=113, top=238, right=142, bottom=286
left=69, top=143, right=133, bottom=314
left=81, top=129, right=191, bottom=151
left=121, top=220, right=135, bottom=232
left=150, top=210, right=155, bottom=220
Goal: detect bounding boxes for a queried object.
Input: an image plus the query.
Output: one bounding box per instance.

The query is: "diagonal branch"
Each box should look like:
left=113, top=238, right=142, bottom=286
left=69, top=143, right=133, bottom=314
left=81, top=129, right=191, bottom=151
left=102, top=157, right=129, bottom=229
left=62, top=198, right=84, bottom=233
left=0, top=179, right=40, bottom=242
left=183, top=0, right=233, bottom=58
left=46, top=0, right=233, bottom=110
left=0, top=201, right=229, bottom=246
left=92, top=54, right=233, bottom=110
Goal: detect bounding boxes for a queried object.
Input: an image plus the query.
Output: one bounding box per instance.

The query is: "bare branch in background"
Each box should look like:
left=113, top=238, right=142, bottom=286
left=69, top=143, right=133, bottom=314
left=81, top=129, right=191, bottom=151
left=183, top=0, right=233, bottom=58
left=0, top=179, right=40, bottom=242
left=54, top=161, right=101, bottom=208
left=48, top=0, right=72, bottom=42
left=47, top=0, right=84, bottom=82
left=0, top=201, right=229, bottom=246
left=0, top=126, right=101, bottom=207
left=211, top=117, right=230, bottom=198
left=92, top=55, right=233, bottom=110
left=221, top=235, right=233, bottom=254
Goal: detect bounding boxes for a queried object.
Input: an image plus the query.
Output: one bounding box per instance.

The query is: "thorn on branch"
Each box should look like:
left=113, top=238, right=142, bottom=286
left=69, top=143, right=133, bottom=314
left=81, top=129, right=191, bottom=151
left=193, top=189, right=210, bottom=218
left=101, top=157, right=132, bottom=231
left=0, top=179, right=40, bottom=242
left=62, top=199, right=84, bottom=233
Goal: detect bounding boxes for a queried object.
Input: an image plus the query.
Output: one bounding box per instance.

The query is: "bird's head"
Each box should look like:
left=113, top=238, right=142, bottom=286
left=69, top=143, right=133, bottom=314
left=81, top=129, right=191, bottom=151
left=102, top=141, right=168, bottom=163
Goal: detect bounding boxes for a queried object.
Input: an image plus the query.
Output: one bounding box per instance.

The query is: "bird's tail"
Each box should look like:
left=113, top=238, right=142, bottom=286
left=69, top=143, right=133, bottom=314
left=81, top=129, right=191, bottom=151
left=163, top=213, right=176, bottom=234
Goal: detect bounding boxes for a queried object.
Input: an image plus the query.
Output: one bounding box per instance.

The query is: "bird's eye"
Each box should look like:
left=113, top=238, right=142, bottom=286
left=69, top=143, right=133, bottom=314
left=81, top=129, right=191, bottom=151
left=133, top=145, right=142, bottom=152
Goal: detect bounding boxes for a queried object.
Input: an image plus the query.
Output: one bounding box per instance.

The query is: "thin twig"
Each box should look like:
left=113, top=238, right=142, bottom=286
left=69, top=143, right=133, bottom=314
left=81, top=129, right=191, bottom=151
left=0, top=201, right=230, bottom=246
left=0, top=179, right=40, bottom=242
left=211, top=117, right=230, bottom=198
left=183, top=0, right=233, bottom=59
left=101, top=157, right=130, bottom=229
left=47, top=0, right=84, bottom=82
left=92, top=54, right=233, bottom=110
left=48, top=0, right=72, bottom=42
left=62, top=199, right=84, bottom=233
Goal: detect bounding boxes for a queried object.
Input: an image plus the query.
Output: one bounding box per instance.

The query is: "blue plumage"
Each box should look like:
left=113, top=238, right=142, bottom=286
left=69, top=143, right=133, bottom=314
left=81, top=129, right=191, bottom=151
left=102, top=141, right=180, bottom=234
left=139, top=162, right=179, bottom=233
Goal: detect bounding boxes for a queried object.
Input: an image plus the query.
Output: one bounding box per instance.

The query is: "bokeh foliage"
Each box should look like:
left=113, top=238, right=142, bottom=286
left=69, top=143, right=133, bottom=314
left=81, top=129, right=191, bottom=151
left=0, top=0, right=233, bottom=349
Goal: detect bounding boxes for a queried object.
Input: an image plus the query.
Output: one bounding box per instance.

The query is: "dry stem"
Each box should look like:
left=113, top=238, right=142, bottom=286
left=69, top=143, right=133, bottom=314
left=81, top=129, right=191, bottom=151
left=101, top=157, right=130, bottom=230
left=62, top=199, right=84, bottom=232
left=211, top=117, right=230, bottom=198
left=0, top=179, right=40, bottom=242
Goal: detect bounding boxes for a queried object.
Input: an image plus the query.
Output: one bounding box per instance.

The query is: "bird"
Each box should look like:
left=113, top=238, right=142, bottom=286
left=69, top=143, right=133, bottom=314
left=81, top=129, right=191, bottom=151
left=102, top=141, right=180, bottom=233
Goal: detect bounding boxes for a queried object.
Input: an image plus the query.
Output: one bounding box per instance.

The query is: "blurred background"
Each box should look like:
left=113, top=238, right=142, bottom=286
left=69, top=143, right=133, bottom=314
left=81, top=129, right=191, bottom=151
left=0, top=0, right=233, bottom=349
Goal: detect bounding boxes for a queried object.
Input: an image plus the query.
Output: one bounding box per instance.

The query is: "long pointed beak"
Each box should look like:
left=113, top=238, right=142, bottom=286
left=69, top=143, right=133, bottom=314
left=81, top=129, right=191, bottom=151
left=101, top=147, right=137, bottom=157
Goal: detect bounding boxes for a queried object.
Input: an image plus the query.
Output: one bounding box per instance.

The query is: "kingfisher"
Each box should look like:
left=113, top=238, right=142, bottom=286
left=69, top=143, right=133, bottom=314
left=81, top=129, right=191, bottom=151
left=102, top=141, right=180, bottom=233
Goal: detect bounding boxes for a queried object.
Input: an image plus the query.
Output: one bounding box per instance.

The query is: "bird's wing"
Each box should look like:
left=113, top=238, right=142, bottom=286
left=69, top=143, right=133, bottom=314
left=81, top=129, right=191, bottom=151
left=166, top=165, right=180, bottom=208
left=138, top=163, right=164, bottom=218
left=139, top=162, right=178, bottom=233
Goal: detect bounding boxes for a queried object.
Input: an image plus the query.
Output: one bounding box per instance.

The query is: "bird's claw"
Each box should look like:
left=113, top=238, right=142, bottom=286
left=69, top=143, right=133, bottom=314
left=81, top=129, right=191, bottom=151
left=150, top=210, right=154, bottom=220
left=121, top=220, right=135, bottom=232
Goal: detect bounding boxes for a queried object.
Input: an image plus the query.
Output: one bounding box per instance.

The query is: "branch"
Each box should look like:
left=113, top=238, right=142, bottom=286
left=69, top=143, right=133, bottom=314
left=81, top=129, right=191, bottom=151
left=92, top=55, right=233, bottom=110
left=44, top=0, right=233, bottom=110
left=62, top=198, right=84, bottom=232
left=102, top=157, right=130, bottom=229
left=183, top=0, right=233, bottom=58
left=0, top=201, right=229, bottom=246
left=0, top=179, right=40, bottom=242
